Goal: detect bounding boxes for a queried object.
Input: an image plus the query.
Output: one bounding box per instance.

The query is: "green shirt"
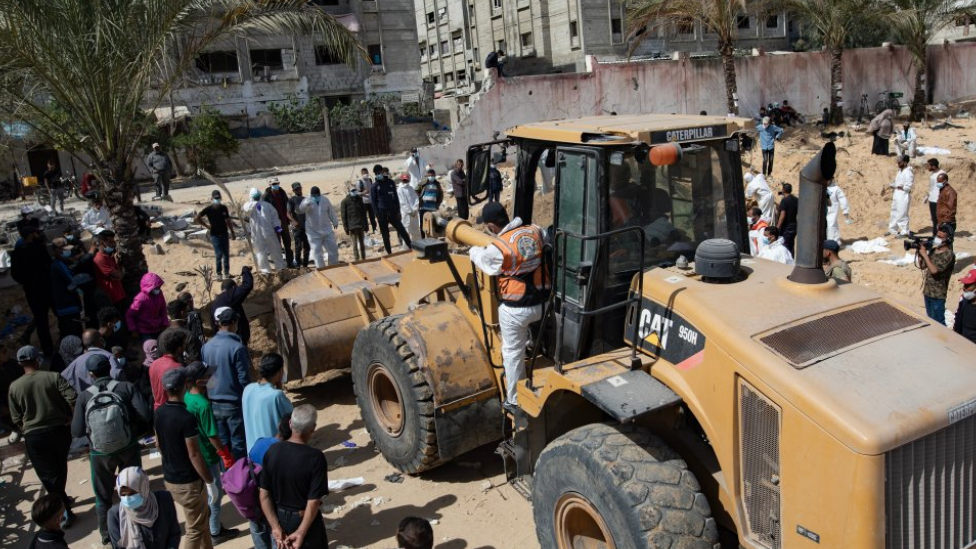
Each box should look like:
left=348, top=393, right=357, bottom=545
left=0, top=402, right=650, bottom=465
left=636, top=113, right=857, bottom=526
left=184, top=391, right=219, bottom=466
left=8, top=371, right=76, bottom=435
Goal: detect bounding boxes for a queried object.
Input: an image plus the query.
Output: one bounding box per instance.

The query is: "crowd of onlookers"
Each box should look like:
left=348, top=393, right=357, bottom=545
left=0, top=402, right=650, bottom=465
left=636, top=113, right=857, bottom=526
left=1, top=201, right=436, bottom=548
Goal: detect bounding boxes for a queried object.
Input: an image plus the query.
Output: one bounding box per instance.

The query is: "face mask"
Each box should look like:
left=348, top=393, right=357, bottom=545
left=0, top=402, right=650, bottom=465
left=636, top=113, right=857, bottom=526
left=251, top=193, right=261, bottom=201
left=375, top=174, right=384, bottom=181
left=746, top=217, right=753, bottom=225
left=936, top=182, right=945, bottom=189
left=66, top=235, right=75, bottom=242
left=120, top=494, right=145, bottom=509
left=272, top=185, right=280, bottom=191
left=103, top=246, right=115, bottom=254
left=761, top=236, right=771, bottom=246
left=150, top=288, right=161, bottom=296
left=61, top=249, right=72, bottom=258
left=964, top=291, right=976, bottom=301
left=213, top=199, right=221, bottom=205
left=114, top=320, right=122, bottom=332
left=312, top=196, right=321, bottom=204
left=933, top=237, right=944, bottom=247
left=117, top=357, right=126, bottom=367
left=428, top=176, right=436, bottom=182
left=763, top=123, right=770, bottom=129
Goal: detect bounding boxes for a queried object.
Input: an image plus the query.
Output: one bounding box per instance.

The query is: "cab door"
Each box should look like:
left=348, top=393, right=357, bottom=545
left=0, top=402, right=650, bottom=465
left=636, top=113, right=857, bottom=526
left=551, top=147, right=601, bottom=362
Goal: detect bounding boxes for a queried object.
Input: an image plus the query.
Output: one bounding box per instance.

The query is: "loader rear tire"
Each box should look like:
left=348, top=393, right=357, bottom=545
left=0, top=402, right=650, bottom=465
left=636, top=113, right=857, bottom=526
left=351, top=315, right=441, bottom=474
left=533, top=423, right=720, bottom=549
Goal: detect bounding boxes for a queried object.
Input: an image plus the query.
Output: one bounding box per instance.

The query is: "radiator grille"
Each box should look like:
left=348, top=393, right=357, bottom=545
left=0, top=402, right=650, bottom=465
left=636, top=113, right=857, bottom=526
left=739, top=380, right=782, bottom=549
left=760, top=301, right=923, bottom=368
left=886, top=413, right=976, bottom=549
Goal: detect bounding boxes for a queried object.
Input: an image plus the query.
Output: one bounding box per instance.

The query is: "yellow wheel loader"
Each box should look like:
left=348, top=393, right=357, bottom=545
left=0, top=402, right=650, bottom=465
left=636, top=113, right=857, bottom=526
left=275, top=114, right=976, bottom=549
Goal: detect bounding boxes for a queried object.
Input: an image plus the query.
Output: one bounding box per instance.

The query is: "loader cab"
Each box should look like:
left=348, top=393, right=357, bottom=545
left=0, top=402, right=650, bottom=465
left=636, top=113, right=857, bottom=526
left=467, top=116, right=752, bottom=363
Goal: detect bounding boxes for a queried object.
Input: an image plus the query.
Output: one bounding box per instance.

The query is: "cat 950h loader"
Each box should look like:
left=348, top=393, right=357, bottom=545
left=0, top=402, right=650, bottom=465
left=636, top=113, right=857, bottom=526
left=275, top=114, right=976, bottom=549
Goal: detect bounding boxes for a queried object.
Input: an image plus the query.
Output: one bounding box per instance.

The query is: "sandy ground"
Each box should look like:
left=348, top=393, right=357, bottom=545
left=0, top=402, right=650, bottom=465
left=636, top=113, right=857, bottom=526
left=2, top=109, right=976, bottom=549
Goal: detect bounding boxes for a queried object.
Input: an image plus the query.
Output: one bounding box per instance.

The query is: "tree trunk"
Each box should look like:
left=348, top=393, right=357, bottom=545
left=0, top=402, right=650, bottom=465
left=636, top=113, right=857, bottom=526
left=720, top=43, right=739, bottom=115
left=829, top=47, right=844, bottom=125
left=103, top=161, right=149, bottom=297
left=911, top=55, right=926, bottom=122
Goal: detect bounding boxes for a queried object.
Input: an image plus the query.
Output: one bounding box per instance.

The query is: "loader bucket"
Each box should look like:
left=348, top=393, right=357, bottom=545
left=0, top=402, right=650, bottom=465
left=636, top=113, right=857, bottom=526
left=274, top=252, right=415, bottom=380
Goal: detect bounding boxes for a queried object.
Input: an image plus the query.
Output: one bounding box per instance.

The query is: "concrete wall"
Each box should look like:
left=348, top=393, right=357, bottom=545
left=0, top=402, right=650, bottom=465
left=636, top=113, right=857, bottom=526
left=391, top=122, right=433, bottom=153
left=420, top=43, right=976, bottom=170
left=212, top=131, right=333, bottom=173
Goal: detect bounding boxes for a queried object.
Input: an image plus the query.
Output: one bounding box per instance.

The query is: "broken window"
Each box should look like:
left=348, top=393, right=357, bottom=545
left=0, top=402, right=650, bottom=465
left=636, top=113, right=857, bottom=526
left=453, top=30, right=464, bottom=52
left=315, top=46, right=343, bottom=65
left=250, top=49, right=284, bottom=71
left=427, top=11, right=435, bottom=25
left=492, top=0, right=502, bottom=9
left=196, top=51, right=239, bottom=73
left=521, top=32, right=532, bottom=48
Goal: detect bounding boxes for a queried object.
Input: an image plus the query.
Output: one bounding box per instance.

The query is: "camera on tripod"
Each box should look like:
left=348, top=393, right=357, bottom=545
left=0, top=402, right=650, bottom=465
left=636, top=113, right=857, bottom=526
left=904, top=236, right=934, bottom=251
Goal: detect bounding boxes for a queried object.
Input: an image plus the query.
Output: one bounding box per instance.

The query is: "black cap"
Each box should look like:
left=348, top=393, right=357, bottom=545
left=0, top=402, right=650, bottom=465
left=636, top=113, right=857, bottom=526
left=162, top=368, right=188, bottom=391
left=476, top=202, right=508, bottom=226
left=310, top=186, right=321, bottom=196
left=85, top=354, right=112, bottom=373
left=184, top=361, right=216, bottom=382
left=17, top=345, right=40, bottom=362
left=823, top=239, right=840, bottom=252
left=211, top=190, right=222, bottom=199
left=291, top=182, right=302, bottom=190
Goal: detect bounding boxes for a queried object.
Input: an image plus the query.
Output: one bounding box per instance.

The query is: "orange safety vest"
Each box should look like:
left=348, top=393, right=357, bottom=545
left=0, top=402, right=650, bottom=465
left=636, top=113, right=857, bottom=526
left=492, top=224, right=551, bottom=306
left=749, top=219, right=769, bottom=253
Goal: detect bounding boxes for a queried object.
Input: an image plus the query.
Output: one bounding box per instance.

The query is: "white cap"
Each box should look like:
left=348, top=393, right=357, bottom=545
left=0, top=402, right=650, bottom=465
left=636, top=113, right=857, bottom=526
left=744, top=173, right=754, bottom=183
left=152, top=142, right=160, bottom=148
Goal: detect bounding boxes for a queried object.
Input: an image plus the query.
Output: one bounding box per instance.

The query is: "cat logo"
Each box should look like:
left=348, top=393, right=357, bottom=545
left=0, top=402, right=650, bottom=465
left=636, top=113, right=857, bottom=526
left=626, top=299, right=706, bottom=370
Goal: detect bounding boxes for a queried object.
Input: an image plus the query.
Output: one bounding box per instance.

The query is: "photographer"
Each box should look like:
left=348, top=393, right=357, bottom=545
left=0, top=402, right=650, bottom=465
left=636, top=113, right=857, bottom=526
left=917, top=224, right=956, bottom=324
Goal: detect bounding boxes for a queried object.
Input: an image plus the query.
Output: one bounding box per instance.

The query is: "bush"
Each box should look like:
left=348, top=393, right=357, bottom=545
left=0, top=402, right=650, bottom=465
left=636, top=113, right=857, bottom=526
left=172, top=108, right=239, bottom=173
left=267, top=95, right=324, bottom=133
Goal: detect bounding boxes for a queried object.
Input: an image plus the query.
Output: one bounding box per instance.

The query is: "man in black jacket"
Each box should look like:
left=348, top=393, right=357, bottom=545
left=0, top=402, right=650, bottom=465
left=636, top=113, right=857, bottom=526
left=369, top=165, right=412, bottom=255
left=211, top=265, right=254, bottom=346
left=71, top=354, right=152, bottom=544
left=11, top=226, right=54, bottom=355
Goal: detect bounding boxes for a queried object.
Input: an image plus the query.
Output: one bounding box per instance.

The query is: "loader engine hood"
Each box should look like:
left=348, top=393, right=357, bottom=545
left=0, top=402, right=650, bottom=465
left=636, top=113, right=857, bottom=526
left=627, top=258, right=976, bottom=455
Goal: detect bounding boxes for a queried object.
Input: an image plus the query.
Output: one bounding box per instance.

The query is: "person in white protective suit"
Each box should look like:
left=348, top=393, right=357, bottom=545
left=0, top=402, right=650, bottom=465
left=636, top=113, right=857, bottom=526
left=299, top=186, right=340, bottom=267
left=825, top=179, right=852, bottom=244
left=744, top=171, right=775, bottom=223
left=757, top=226, right=794, bottom=265
left=241, top=187, right=286, bottom=273
left=886, top=155, right=914, bottom=236
left=396, top=174, right=421, bottom=247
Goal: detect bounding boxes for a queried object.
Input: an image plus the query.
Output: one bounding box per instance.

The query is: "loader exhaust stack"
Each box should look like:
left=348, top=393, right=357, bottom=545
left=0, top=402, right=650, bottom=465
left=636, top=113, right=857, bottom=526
left=788, top=142, right=837, bottom=285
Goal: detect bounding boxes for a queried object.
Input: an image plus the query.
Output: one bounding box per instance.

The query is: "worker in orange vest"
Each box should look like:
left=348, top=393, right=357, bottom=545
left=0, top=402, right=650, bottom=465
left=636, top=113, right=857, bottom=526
left=747, top=206, right=769, bottom=256
left=468, top=202, right=550, bottom=412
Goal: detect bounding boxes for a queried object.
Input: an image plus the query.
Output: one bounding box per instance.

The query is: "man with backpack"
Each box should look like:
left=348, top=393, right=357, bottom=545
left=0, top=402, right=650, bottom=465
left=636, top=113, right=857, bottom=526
left=70, top=354, right=152, bottom=545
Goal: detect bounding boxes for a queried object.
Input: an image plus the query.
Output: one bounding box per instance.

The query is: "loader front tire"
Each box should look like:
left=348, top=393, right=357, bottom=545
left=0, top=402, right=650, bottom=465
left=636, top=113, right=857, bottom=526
left=533, top=423, right=720, bottom=549
left=352, top=315, right=441, bottom=474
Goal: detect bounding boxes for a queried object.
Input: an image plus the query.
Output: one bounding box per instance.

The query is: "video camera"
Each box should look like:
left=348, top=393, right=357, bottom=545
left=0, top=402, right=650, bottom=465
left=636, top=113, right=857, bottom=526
left=904, top=236, right=935, bottom=251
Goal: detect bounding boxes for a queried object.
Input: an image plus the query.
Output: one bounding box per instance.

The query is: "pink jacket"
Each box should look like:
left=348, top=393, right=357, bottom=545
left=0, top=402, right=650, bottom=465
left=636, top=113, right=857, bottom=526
left=126, top=272, right=169, bottom=335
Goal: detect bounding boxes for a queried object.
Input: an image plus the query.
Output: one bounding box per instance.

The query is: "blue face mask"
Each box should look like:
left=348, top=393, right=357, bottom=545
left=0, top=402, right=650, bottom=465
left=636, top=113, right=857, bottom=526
left=120, top=494, right=145, bottom=509
left=66, top=234, right=75, bottom=242
left=114, top=320, right=122, bottom=332
left=213, top=199, right=221, bottom=206
left=312, top=196, right=321, bottom=204
left=375, top=174, right=384, bottom=181
left=61, top=249, right=72, bottom=258
left=103, top=246, right=115, bottom=254
left=272, top=185, right=280, bottom=191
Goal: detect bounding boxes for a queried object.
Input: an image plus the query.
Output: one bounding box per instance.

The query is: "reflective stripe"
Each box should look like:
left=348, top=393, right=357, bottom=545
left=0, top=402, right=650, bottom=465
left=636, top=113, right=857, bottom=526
left=492, top=225, right=550, bottom=304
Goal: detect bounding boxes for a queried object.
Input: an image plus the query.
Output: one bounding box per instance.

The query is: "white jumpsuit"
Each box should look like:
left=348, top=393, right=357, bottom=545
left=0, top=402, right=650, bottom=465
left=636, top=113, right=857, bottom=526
left=744, top=173, right=775, bottom=223
left=404, top=155, right=423, bottom=188
left=397, top=182, right=421, bottom=246
left=299, top=197, right=340, bottom=268
left=242, top=199, right=286, bottom=273
left=888, top=167, right=914, bottom=235
left=757, top=237, right=794, bottom=265
left=825, top=183, right=850, bottom=243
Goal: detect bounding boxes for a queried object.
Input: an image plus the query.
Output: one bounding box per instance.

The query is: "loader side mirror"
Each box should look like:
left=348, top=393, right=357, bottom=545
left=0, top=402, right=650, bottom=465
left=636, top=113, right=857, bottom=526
left=466, top=145, right=492, bottom=204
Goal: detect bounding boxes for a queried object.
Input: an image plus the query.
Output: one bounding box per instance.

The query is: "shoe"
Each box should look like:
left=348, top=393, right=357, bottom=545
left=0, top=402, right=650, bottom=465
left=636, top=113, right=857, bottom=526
left=60, top=509, right=75, bottom=529
left=212, top=527, right=241, bottom=545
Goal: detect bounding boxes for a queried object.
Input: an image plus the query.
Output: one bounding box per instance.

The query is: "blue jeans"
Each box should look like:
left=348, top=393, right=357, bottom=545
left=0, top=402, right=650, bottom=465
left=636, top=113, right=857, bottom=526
left=211, top=234, right=230, bottom=276
left=210, top=401, right=247, bottom=459
left=207, top=462, right=224, bottom=536
left=924, top=295, right=946, bottom=325
left=250, top=519, right=274, bottom=549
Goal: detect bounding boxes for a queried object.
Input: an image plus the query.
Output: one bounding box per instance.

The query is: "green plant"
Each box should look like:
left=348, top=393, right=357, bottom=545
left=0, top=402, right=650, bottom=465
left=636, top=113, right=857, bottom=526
left=173, top=108, right=239, bottom=173
left=267, top=95, right=324, bottom=133
left=0, top=0, right=364, bottom=295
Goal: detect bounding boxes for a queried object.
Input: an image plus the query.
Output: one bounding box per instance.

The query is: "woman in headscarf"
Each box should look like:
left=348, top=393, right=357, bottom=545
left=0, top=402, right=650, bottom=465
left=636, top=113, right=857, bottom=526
left=868, top=109, right=894, bottom=156
left=108, top=467, right=180, bottom=549
left=52, top=335, right=84, bottom=373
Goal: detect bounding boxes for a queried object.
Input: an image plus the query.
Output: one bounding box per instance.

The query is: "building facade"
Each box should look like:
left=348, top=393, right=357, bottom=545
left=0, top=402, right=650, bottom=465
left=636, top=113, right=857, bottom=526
left=414, top=0, right=793, bottom=96
left=157, top=0, right=423, bottom=123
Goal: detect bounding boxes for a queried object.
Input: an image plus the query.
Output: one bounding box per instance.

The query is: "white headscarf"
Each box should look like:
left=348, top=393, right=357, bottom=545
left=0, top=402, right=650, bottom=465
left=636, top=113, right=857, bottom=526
left=116, top=467, right=159, bottom=549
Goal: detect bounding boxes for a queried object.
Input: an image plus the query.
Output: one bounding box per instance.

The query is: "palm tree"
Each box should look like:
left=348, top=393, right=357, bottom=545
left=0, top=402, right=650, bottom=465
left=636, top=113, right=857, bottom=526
left=777, top=0, right=876, bottom=124
left=626, top=0, right=746, bottom=115
left=879, top=0, right=976, bottom=120
left=0, top=0, right=363, bottom=292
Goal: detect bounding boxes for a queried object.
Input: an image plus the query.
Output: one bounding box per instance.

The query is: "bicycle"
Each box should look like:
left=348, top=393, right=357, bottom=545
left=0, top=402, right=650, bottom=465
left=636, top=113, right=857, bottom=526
left=874, top=90, right=903, bottom=114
